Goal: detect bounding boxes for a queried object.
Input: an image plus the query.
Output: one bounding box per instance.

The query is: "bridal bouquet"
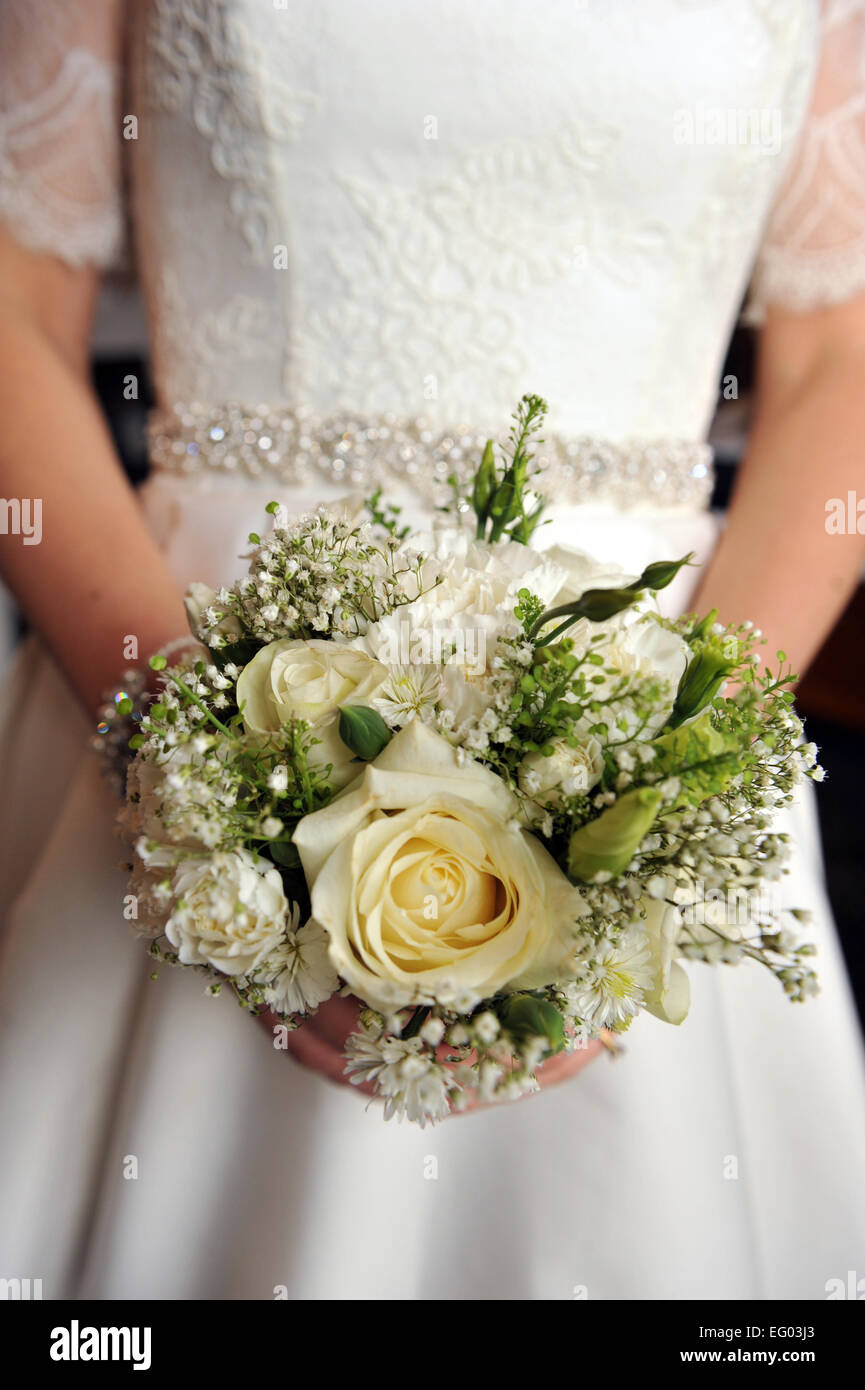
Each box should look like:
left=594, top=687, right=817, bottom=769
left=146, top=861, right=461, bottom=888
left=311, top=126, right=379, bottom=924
left=123, top=396, right=821, bottom=1124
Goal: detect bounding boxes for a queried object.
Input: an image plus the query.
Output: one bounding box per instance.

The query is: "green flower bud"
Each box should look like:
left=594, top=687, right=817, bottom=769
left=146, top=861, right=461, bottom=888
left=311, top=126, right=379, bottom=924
left=637, top=552, right=695, bottom=592
left=337, top=704, right=392, bottom=761
left=567, top=785, right=662, bottom=882
left=498, top=994, right=566, bottom=1054
left=472, top=439, right=498, bottom=525
left=668, top=638, right=740, bottom=729
left=574, top=586, right=644, bottom=622
left=687, top=607, right=718, bottom=642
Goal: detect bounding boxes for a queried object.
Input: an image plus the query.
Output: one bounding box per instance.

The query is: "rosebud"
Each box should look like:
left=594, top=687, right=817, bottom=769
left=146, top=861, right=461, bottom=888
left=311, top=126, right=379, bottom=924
left=567, top=785, right=662, bottom=881
left=337, top=704, right=392, bottom=761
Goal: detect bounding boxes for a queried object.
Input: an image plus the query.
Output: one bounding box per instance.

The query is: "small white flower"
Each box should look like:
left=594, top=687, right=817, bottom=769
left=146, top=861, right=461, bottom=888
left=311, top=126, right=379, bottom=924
left=473, top=1011, right=500, bottom=1045
left=419, top=1016, right=446, bottom=1046
left=267, top=766, right=289, bottom=792
left=373, top=665, right=443, bottom=725
left=566, top=927, right=654, bottom=1029
left=344, top=1024, right=454, bottom=1126
left=260, top=917, right=339, bottom=1014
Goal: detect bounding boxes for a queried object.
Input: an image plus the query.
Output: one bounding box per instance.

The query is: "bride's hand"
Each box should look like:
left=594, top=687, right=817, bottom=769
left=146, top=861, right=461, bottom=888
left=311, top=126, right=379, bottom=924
left=261, top=995, right=605, bottom=1109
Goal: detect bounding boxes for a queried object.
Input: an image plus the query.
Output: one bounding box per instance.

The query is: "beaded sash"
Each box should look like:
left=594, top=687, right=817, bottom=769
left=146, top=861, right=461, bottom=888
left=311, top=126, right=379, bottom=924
left=148, top=403, right=714, bottom=511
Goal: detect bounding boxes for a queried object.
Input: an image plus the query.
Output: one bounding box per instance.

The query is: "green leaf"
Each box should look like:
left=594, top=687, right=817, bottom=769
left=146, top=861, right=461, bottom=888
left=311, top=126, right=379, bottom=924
left=567, top=785, right=662, bottom=881
left=338, top=704, right=392, bottom=761
left=650, top=708, right=741, bottom=807
left=509, top=497, right=546, bottom=545
left=268, top=840, right=301, bottom=869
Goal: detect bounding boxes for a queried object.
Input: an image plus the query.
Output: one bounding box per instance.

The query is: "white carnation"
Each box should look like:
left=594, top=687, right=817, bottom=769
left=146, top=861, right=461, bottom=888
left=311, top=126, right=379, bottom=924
left=165, top=848, right=289, bottom=976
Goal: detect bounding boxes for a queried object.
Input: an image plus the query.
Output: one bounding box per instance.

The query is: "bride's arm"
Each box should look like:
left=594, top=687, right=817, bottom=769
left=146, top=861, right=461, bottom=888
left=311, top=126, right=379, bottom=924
left=0, top=224, right=188, bottom=712
left=692, top=293, right=865, bottom=678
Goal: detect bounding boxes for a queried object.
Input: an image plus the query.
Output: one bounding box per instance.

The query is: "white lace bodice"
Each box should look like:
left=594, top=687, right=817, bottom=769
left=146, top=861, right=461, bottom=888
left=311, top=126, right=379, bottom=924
left=2, top=0, right=865, bottom=455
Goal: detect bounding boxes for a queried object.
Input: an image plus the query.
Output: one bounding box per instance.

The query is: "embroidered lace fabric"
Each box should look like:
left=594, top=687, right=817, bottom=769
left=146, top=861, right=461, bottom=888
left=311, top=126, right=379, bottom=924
left=0, top=1, right=863, bottom=480
left=0, top=0, right=124, bottom=269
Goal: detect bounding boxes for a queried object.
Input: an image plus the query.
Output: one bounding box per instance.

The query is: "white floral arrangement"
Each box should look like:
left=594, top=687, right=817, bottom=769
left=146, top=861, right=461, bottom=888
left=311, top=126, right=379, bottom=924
left=123, top=396, right=822, bottom=1124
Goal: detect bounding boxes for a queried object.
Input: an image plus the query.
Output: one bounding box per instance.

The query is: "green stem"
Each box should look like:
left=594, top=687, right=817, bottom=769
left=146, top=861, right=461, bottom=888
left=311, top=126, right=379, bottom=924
left=401, top=1005, right=431, bottom=1040
left=169, top=673, right=236, bottom=737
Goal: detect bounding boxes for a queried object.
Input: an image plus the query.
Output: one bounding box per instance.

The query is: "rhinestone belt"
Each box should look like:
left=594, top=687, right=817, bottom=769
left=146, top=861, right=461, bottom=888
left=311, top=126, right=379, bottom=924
left=148, top=403, right=714, bottom=511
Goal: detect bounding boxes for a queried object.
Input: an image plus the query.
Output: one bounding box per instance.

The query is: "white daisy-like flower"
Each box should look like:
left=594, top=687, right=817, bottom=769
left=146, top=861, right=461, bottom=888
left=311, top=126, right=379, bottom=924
left=259, top=914, right=339, bottom=1015
left=372, top=665, right=442, bottom=725
left=344, top=1023, right=455, bottom=1126
left=565, top=928, right=654, bottom=1028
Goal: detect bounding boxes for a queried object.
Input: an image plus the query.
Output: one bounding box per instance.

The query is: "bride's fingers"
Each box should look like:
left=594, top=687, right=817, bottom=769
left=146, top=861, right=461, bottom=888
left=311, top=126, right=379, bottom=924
left=266, top=995, right=608, bottom=1107
left=262, top=998, right=378, bottom=1096
left=306, top=994, right=364, bottom=1049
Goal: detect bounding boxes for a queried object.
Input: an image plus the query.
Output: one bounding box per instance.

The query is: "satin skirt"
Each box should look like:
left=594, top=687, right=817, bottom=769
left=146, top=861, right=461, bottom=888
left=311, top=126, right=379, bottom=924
left=1, top=473, right=863, bottom=1300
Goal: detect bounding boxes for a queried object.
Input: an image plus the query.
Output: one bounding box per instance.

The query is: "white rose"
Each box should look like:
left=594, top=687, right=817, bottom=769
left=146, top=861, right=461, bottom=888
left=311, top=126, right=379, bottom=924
left=518, top=735, right=605, bottom=807
left=585, top=617, right=690, bottom=736
left=236, top=638, right=388, bottom=786
left=637, top=897, right=690, bottom=1024
left=543, top=544, right=634, bottom=606
left=183, top=581, right=243, bottom=644
left=293, top=720, right=589, bottom=1011
left=165, top=848, right=289, bottom=976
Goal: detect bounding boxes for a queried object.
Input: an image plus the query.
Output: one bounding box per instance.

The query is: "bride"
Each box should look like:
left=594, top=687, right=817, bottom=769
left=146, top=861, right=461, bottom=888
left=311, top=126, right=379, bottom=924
left=1, top=0, right=864, bottom=1300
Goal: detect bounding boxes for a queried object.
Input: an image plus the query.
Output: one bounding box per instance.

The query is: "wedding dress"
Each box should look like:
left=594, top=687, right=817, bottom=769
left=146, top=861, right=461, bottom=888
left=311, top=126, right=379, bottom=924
left=1, top=0, right=864, bottom=1300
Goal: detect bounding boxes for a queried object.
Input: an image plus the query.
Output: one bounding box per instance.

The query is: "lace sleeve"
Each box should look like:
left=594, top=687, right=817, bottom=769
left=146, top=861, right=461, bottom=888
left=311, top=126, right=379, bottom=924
left=748, top=0, right=865, bottom=320
left=0, top=0, right=124, bottom=269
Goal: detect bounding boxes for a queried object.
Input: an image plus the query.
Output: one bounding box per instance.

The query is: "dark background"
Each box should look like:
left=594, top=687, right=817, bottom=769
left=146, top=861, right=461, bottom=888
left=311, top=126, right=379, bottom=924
left=86, top=330, right=865, bottom=1031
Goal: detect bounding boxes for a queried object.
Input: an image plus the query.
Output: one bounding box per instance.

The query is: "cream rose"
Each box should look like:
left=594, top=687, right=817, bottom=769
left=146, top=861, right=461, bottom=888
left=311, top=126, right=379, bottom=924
left=293, top=721, right=589, bottom=1010
left=165, top=848, right=289, bottom=976
left=236, top=638, right=388, bottom=785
